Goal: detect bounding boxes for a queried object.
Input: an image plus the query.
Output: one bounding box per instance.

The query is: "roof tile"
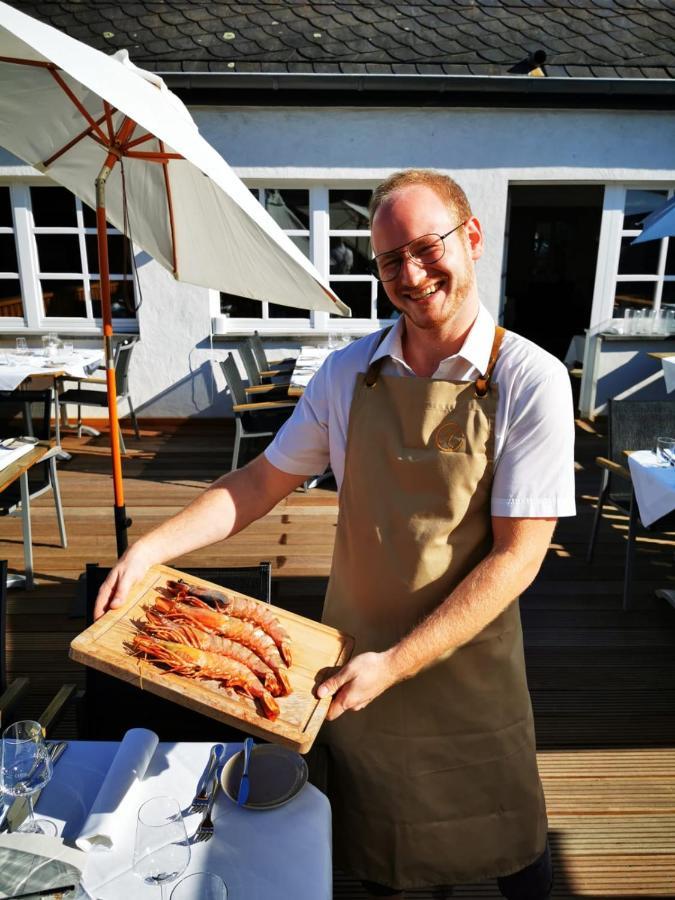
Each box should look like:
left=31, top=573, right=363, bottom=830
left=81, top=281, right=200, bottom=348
left=5, top=1, right=675, bottom=82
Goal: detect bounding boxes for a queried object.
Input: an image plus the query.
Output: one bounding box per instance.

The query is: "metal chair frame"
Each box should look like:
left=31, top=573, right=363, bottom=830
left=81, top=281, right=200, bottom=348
left=58, top=337, right=140, bottom=453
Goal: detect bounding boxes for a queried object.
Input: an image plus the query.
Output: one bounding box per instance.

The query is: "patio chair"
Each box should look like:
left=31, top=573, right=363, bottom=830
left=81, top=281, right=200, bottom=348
left=0, top=559, right=77, bottom=735
left=0, top=389, right=67, bottom=550
left=79, top=562, right=272, bottom=741
left=587, top=399, right=675, bottom=609
left=248, top=332, right=295, bottom=377
left=220, top=354, right=295, bottom=470
left=58, top=337, right=140, bottom=454
left=238, top=341, right=295, bottom=400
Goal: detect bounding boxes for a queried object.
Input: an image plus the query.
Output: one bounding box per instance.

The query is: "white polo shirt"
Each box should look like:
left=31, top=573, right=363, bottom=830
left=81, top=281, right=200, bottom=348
left=265, top=305, right=576, bottom=518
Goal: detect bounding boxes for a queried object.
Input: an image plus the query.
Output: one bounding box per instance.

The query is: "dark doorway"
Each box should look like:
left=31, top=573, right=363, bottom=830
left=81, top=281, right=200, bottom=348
left=501, top=185, right=604, bottom=360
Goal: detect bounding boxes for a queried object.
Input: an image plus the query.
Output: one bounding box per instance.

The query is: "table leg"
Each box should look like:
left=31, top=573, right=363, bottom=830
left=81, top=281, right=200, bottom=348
left=52, top=383, right=72, bottom=462
left=19, top=470, right=34, bottom=591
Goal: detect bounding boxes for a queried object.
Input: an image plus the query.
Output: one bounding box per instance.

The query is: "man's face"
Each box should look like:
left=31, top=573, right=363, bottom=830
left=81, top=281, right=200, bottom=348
left=371, top=184, right=483, bottom=332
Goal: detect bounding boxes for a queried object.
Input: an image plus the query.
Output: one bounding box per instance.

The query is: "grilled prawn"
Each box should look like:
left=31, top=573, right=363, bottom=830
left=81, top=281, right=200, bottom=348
left=166, top=579, right=293, bottom=667
left=132, top=634, right=280, bottom=720
left=142, top=608, right=291, bottom=697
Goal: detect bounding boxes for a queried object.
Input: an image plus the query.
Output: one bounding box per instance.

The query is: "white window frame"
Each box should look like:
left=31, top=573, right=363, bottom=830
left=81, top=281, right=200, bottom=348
left=215, top=183, right=389, bottom=337
left=0, top=179, right=138, bottom=335
left=590, top=184, right=675, bottom=329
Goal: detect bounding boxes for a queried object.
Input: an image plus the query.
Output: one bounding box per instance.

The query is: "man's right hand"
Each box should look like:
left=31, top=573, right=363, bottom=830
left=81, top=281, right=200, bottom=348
left=93, top=546, right=153, bottom=620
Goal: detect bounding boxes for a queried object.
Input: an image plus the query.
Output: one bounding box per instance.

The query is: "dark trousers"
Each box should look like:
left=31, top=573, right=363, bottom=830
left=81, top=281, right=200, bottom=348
left=362, top=841, right=553, bottom=899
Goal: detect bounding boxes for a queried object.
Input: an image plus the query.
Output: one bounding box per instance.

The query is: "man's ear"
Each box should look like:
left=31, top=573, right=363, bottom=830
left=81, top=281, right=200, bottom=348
left=464, top=216, right=484, bottom=261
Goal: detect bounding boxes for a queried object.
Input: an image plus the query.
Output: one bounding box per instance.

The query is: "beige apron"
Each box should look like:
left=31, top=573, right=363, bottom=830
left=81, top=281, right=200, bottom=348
left=321, top=325, right=548, bottom=889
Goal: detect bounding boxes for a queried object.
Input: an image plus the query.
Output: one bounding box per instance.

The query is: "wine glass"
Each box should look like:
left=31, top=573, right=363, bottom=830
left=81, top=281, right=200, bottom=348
left=133, top=796, right=190, bottom=899
left=170, top=872, right=227, bottom=899
left=0, top=719, right=56, bottom=835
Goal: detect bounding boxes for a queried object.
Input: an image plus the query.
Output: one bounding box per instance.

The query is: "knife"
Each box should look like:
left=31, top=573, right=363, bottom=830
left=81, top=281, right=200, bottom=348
left=0, top=741, right=68, bottom=834
left=237, top=737, right=254, bottom=806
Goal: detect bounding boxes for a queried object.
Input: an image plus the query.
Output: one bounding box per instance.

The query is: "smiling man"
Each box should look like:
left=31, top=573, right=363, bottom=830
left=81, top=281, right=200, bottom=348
left=95, top=170, right=575, bottom=899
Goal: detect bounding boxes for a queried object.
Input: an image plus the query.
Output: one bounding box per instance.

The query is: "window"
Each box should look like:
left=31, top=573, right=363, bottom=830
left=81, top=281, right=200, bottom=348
left=218, top=185, right=397, bottom=332
left=0, top=184, right=136, bottom=330
left=613, top=188, right=675, bottom=315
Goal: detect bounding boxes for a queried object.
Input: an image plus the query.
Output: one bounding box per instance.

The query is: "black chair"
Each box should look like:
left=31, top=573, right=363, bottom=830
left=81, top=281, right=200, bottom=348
left=0, top=389, right=67, bottom=550
left=0, top=560, right=29, bottom=720
left=248, top=332, right=294, bottom=377
left=80, top=563, right=272, bottom=741
left=587, top=399, right=675, bottom=609
left=220, top=354, right=294, bottom=470
left=58, top=337, right=140, bottom=454
left=238, top=341, right=294, bottom=401
left=0, top=560, right=77, bottom=735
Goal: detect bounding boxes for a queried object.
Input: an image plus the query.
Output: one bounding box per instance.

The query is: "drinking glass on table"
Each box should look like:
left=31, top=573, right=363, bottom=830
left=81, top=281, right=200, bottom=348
left=170, top=872, right=227, bottom=900
left=655, top=436, right=675, bottom=467
left=0, top=719, right=56, bottom=835
left=133, top=796, right=190, bottom=899
left=15, top=337, right=29, bottom=356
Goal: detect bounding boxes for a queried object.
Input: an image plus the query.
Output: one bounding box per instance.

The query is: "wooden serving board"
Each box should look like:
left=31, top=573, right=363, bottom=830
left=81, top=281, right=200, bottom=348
left=69, top=564, right=354, bottom=753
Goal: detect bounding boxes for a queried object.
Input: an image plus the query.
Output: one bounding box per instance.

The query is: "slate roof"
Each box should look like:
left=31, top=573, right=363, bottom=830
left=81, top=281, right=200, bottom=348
left=7, top=1, right=675, bottom=81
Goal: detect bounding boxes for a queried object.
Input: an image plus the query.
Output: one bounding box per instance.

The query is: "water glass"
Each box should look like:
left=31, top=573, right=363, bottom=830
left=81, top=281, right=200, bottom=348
left=170, top=872, right=228, bottom=900
left=15, top=337, right=28, bottom=355
left=0, top=720, right=56, bottom=835
left=655, top=436, right=675, bottom=467
left=623, top=309, right=637, bottom=335
left=133, top=796, right=190, bottom=899
left=62, top=343, right=74, bottom=359
left=665, top=309, right=675, bottom=336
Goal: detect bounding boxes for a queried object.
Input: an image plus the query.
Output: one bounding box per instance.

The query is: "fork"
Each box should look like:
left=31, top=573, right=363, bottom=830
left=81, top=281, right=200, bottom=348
left=187, top=743, right=224, bottom=813
left=192, top=775, right=219, bottom=844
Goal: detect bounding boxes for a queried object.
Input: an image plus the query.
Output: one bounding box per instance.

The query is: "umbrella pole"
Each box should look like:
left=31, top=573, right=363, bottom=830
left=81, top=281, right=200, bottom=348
left=96, top=154, right=130, bottom=557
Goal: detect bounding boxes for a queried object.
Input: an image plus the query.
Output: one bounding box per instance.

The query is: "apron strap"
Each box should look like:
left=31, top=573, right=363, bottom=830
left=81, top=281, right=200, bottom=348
left=475, top=325, right=506, bottom=397
left=364, top=326, right=394, bottom=387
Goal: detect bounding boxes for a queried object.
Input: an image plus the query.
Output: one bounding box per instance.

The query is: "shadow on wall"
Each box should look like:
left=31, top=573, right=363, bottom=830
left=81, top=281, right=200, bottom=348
left=137, top=360, right=230, bottom=418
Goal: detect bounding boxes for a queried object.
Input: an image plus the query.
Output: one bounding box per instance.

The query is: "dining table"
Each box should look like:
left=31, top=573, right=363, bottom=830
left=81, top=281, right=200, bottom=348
left=18, top=737, right=332, bottom=900
left=0, top=440, right=53, bottom=590
left=287, top=346, right=335, bottom=397
left=626, top=449, right=675, bottom=610
left=0, top=348, right=104, bottom=445
left=646, top=351, right=675, bottom=394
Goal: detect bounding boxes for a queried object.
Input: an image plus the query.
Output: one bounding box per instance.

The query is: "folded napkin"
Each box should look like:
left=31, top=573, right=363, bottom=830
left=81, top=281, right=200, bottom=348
left=75, top=729, right=158, bottom=853
left=0, top=833, right=85, bottom=898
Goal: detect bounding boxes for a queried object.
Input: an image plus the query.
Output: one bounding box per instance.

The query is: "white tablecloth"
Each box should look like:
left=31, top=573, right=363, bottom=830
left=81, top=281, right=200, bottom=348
left=0, top=350, right=102, bottom=392
left=32, top=740, right=331, bottom=900
left=289, top=346, right=333, bottom=391
left=663, top=357, right=675, bottom=394
left=627, top=450, right=675, bottom=527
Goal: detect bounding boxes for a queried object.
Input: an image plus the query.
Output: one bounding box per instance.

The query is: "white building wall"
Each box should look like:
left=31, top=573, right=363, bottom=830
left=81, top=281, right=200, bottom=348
left=3, top=105, right=674, bottom=418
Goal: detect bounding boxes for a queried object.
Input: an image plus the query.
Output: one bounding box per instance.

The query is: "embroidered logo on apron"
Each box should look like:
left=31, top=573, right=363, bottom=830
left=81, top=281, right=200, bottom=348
left=434, top=421, right=466, bottom=452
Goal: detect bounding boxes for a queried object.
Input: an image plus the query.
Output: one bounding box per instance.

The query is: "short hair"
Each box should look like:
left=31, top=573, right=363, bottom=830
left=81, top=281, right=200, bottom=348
left=369, top=169, right=472, bottom=225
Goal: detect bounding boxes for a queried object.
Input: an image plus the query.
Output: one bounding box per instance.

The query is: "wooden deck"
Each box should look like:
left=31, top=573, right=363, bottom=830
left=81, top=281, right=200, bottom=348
left=2, top=418, right=674, bottom=898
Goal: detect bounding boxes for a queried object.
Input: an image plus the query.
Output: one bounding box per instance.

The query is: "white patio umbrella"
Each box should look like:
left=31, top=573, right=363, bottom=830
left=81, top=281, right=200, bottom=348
left=0, top=1, right=349, bottom=554
left=632, top=195, right=675, bottom=244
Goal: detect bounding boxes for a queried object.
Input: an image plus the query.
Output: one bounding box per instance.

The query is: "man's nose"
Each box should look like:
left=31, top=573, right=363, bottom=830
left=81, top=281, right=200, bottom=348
left=398, top=252, right=426, bottom=285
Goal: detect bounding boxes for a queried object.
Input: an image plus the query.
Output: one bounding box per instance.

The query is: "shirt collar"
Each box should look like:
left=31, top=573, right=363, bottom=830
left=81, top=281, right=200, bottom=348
left=370, top=304, right=496, bottom=375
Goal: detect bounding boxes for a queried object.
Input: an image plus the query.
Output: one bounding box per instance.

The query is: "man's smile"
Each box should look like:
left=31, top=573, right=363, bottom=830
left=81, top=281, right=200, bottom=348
left=406, top=279, right=445, bottom=301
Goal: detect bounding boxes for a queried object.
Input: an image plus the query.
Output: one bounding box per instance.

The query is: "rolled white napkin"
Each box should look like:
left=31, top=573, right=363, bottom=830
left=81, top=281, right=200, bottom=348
left=76, top=728, right=158, bottom=852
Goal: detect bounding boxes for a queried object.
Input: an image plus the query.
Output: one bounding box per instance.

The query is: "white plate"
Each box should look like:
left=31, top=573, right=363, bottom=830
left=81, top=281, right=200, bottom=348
left=220, top=743, right=308, bottom=810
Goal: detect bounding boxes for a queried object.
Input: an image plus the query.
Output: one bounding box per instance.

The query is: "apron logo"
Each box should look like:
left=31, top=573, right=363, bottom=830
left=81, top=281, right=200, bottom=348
left=434, top=421, right=466, bottom=453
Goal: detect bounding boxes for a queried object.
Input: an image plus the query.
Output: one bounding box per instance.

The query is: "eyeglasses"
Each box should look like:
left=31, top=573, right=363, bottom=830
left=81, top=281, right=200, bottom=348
left=368, top=223, right=466, bottom=283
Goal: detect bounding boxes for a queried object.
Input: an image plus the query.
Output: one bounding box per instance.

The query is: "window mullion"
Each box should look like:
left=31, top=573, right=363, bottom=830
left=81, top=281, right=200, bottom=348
left=11, top=185, right=41, bottom=328
left=311, top=186, right=330, bottom=332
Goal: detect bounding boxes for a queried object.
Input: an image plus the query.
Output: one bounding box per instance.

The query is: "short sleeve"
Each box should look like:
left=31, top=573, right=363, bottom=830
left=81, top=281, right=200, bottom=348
left=263, top=362, right=332, bottom=477
left=491, top=367, right=576, bottom=518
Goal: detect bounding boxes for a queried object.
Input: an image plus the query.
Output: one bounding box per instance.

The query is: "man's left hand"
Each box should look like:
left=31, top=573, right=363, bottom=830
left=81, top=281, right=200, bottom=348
left=316, top=650, right=398, bottom=721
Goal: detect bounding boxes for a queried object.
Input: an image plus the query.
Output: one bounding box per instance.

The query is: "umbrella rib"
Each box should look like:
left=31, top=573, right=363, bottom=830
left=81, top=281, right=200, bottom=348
left=48, top=68, right=109, bottom=143
left=103, top=100, right=116, bottom=144
left=159, top=140, right=179, bottom=276
left=123, top=150, right=183, bottom=161
left=125, top=133, right=156, bottom=150
left=42, top=111, right=112, bottom=168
